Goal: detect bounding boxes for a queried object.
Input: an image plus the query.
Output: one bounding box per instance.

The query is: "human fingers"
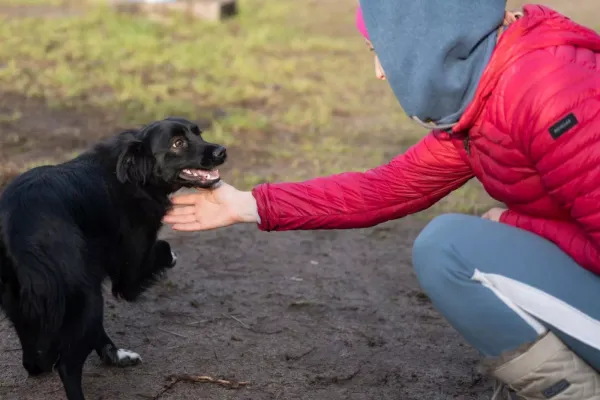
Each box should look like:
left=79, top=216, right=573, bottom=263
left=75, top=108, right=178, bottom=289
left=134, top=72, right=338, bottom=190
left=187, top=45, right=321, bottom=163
left=169, top=193, right=207, bottom=206
left=162, top=213, right=199, bottom=224
left=165, top=205, right=196, bottom=217
left=171, top=222, right=216, bottom=232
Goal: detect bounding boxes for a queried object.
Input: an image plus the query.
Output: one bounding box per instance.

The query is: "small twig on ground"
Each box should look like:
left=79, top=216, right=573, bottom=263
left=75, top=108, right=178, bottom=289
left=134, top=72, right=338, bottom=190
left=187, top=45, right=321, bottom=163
left=222, top=313, right=285, bottom=335
left=253, top=327, right=285, bottom=335
left=222, top=313, right=250, bottom=329
left=0, top=383, right=19, bottom=389
left=171, top=374, right=249, bottom=388
left=152, top=374, right=249, bottom=399
left=185, top=319, right=210, bottom=326
left=157, top=327, right=188, bottom=339
left=285, top=347, right=316, bottom=361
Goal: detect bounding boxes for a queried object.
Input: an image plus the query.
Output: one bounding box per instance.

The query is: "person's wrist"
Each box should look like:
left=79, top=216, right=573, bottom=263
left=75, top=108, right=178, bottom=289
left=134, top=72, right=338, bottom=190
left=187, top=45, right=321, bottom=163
left=235, top=190, right=260, bottom=224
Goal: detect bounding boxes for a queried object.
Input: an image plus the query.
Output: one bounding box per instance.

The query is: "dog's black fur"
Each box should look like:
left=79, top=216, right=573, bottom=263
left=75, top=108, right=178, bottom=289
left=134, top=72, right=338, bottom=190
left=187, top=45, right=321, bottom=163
left=0, top=117, right=226, bottom=400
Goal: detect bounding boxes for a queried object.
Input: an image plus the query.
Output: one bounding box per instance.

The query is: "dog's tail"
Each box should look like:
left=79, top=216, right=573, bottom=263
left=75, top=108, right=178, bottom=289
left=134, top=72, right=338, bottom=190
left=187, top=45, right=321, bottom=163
left=15, top=246, right=79, bottom=335
left=3, top=206, right=94, bottom=324
left=7, top=243, right=76, bottom=371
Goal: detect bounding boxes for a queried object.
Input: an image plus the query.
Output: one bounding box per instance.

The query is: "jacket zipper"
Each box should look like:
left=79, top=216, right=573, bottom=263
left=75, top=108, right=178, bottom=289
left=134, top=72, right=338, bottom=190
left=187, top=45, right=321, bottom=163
left=463, top=135, right=471, bottom=156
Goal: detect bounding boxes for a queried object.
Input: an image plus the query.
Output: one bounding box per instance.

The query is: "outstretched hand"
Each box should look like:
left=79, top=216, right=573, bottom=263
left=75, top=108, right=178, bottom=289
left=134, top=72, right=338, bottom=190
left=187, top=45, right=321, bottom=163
left=163, top=182, right=259, bottom=231
left=481, top=207, right=507, bottom=222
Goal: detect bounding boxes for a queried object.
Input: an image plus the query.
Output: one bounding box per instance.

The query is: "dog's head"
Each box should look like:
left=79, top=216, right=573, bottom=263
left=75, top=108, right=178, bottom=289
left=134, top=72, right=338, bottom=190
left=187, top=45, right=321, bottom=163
left=116, top=117, right=227, bottom=190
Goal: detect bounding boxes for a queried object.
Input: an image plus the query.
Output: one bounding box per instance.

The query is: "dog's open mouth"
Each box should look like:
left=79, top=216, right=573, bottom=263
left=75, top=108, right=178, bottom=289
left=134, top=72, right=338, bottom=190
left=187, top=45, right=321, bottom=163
left=179, top=169, right=220, bottom=185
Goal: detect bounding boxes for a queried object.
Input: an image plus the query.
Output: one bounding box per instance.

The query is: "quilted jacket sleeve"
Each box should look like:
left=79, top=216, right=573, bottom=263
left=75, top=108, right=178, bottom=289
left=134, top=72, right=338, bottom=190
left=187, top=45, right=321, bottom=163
left=251, top=132, right=474, bottom=231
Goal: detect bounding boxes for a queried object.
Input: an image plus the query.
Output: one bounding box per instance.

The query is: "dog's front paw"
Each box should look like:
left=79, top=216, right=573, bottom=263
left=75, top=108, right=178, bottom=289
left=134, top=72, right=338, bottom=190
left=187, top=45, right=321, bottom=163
left=154, top=240, right=176, bottom=269
left=100, top=345, right=142, bottom=367
left=169, top=251, right=177, bottom=268
left=116, top=349, right=142, bottom=367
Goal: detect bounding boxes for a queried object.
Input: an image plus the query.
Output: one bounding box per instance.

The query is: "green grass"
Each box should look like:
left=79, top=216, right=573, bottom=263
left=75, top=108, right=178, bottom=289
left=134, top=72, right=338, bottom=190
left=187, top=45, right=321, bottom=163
left=0, top=0, right=497, bottom=216
left=0, top=0, right=65, bottom=4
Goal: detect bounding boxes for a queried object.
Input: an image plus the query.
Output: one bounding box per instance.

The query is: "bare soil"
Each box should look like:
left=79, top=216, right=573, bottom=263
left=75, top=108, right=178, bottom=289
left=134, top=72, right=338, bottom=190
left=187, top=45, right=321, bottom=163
left=0, top=93, right=491, bottom=399
left=2, top=1, right=597, bottom=397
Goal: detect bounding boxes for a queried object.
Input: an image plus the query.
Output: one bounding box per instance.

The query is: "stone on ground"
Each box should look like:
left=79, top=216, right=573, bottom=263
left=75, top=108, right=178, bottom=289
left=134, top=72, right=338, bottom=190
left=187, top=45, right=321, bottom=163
left=112, top=0, right=237, bottom=22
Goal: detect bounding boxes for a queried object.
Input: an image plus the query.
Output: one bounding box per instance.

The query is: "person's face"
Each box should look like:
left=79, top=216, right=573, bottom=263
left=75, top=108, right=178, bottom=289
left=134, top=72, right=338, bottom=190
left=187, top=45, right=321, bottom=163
left=365, top=39, right=386, bottom=80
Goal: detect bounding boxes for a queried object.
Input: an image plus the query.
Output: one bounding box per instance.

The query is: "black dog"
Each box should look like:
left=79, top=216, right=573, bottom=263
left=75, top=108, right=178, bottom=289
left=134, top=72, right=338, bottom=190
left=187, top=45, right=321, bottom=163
left=0, top=117, right=226, bottom=400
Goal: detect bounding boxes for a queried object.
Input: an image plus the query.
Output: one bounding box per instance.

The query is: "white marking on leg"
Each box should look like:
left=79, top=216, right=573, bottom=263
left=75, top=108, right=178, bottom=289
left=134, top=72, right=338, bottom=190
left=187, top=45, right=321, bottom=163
left=472, top=269, right=547, bottom=335
left=117, top=349, right=142, bottom=362
left=171, top=251, right=177, bottom=264
left=472, top=269, right=600, bottom=352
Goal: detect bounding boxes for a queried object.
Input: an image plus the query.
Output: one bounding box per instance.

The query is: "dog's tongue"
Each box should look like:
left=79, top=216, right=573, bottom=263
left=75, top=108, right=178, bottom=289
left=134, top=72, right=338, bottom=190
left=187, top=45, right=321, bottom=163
left=182, top=169, right=219, bottom=180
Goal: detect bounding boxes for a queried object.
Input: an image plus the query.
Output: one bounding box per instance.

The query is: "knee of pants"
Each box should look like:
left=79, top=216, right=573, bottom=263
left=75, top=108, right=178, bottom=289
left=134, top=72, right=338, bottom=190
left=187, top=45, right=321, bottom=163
left=412, top=213, right=473, bottom=295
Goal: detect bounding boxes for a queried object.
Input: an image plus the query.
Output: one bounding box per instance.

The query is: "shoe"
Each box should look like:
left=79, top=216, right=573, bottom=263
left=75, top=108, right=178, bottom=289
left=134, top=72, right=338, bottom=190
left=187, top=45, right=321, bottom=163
left=487, top=331, right=600, bottom=399
left=491, top=381, right=520, bottom=400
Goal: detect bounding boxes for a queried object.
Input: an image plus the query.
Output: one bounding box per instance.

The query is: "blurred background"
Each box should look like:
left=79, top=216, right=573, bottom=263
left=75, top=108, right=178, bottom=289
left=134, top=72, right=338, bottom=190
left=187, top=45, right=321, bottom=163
left=0, top=0, right=597, bottom=215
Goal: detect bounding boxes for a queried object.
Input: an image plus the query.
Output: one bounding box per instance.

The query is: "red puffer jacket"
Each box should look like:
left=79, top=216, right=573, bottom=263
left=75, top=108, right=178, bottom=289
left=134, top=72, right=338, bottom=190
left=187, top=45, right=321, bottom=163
left=252, top=5, right=600, bottom=273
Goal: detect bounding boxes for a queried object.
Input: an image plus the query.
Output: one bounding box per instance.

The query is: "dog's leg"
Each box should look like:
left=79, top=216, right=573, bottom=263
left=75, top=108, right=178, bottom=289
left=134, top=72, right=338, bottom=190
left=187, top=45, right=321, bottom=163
left=57, top=352, right=89, bottom=400
left=57, top=363, right=85, bottom=400
left=154, top=239, right=177, bottom=268
left=95, top=326, right=141, bottom=367
left=111, top=239, right=176, bottom=301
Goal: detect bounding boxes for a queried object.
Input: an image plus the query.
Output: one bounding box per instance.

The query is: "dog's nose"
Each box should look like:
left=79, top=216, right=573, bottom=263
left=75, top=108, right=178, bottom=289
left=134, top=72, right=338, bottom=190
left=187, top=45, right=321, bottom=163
left=212, top=146, right=227, bottom=160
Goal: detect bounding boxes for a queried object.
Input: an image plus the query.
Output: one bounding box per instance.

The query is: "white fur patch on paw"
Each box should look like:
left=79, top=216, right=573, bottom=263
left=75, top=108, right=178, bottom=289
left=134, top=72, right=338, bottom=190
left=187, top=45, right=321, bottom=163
left=171, top=251, right=177, bottom=263
left=117, top=349, right=142, bottom=362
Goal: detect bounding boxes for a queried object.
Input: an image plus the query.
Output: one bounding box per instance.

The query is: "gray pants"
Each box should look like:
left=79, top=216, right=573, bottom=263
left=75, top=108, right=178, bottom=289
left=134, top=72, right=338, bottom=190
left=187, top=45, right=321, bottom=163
left=412, top=214, right=600, bottom=370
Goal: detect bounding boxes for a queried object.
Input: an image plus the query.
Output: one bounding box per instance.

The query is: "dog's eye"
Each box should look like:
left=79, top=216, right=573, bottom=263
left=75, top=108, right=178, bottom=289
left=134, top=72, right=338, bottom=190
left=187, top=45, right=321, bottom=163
left=171, top=138, right=186, bottom=149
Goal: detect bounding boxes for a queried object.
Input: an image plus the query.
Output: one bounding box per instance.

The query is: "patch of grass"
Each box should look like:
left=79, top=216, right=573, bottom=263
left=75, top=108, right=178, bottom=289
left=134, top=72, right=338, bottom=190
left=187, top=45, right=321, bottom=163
left=0, top=0, right=64, bottom=4
left=0, top=0, right=498, bottom=215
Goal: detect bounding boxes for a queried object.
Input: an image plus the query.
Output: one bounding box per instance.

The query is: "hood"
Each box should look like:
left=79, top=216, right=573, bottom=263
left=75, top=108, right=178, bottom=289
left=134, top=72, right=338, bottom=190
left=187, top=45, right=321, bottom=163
left=358, top=0, right=506, bottom=128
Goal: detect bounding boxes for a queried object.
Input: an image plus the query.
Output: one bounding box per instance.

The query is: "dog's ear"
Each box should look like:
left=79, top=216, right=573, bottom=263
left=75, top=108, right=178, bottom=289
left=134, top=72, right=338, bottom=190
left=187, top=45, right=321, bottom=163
left=116, top=137, right=155, bottom=185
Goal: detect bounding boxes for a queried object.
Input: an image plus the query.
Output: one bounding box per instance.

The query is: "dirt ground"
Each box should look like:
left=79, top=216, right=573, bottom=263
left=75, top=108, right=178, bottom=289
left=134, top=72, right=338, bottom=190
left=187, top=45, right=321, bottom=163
left=0, top=94, right=491, bottom=400
left=0, top=1, right=598, bottom=398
